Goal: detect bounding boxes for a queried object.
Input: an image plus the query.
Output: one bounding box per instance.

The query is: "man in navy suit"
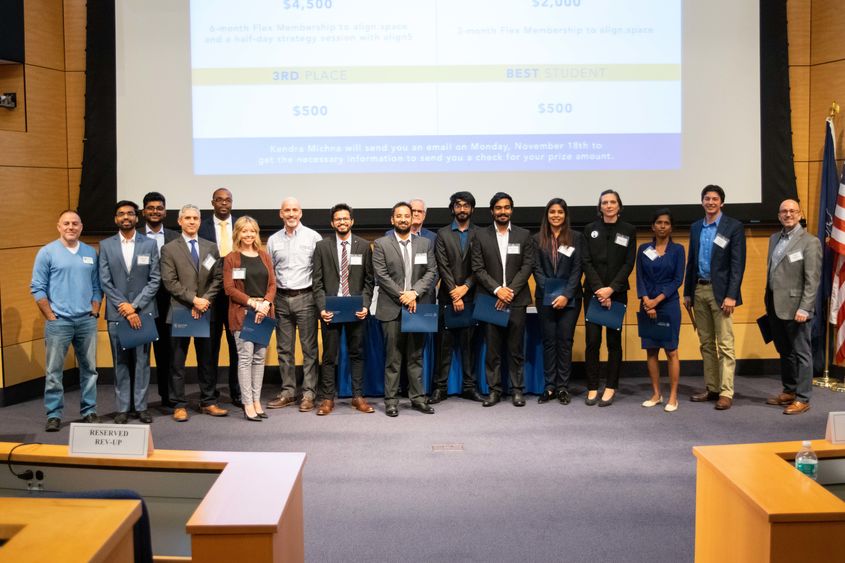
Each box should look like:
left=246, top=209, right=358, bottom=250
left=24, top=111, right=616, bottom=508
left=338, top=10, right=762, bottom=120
left=684, top=185, right=746, bottom=410
left=99, top=200, right=161, bottom=424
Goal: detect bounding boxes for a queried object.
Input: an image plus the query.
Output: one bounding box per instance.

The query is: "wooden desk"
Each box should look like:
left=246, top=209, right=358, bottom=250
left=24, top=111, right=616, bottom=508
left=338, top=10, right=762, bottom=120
left=693, top=440, right=845, bottom=563
left=0, top=443, right=306, bottom=562
left=0, top=497, right=140, bottom=562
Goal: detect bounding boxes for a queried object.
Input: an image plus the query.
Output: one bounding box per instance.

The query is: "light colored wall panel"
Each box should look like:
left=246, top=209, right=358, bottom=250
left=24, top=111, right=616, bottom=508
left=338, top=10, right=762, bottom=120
left=2, top=339, right=74, bottom=387
left=66, top=71, right=85, bottom=167
left=809, top=61, right=845, bottom=161
left=787, top=0, right=811, bottom=66
left=0, top=65, right=26, bottom=132
left=63, top=0, right=87, bottom=72
left=790, top=66, right=811, bottom=163
left=24, top=0, right=65, bottom=71
left=811, top=0, right=845, bottom=65
left=0, top=168, right=70, bottom=250
left=1, top=247, right=49, bottom=346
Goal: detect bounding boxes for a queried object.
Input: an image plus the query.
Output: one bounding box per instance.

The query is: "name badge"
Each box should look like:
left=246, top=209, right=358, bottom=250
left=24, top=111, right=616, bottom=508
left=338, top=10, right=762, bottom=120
left=414, top=253, right=428, bottom=265
left=614, top=234, right=629, bottom=247
left=137, top=254, right=150, bottom=266
left=644, top=247, right=659, bottom=261
left=350, top=254, right=363, bottom=266
left=714, top=234, right=729, bottom=249
left=507, top=243, right=521, bottom=255
left=788, top=251, right=804, bottom=263
left=558, top=245, right=575, bottom=257
left=82, top=256, right=94, bottom=265
left=232, top=267, right=246, bottom=280
left=202, top=254, right=217, bottom=271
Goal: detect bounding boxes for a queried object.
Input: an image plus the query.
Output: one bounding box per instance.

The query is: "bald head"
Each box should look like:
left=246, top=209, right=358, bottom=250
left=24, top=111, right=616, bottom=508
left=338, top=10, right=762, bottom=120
left=778, top=199, right=802, bottom=229
left=280, top=197, right=303, bottom=232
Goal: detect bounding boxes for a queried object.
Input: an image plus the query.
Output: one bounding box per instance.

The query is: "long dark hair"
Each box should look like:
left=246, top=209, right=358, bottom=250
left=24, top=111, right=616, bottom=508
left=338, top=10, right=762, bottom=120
left=539, top=198, right=572, bottom=263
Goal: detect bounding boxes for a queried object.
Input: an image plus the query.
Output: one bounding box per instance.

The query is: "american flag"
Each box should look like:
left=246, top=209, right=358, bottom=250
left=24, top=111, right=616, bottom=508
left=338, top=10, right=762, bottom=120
left=825, top=118, right=845, bottom=362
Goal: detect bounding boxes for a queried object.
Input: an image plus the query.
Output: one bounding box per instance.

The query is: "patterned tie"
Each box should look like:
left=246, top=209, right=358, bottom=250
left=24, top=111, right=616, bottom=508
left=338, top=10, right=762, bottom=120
left=189, top=239, right=200, bottom=270
left=340, top=241, right=350, bottom=296
left=219, top=220, right=232, bottom=257
left=401, top=240, right=412, bottom=291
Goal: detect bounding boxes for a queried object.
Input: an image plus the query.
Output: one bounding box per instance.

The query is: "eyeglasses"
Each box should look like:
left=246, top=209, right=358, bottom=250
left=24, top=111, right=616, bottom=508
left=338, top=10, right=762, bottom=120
left=116, top=211, right=137, bottom=217
left=779, top=209, right=800, bottom=216
left=213, top=197, right=232, bottom=203
left=144, top=205, right=165, bottom=212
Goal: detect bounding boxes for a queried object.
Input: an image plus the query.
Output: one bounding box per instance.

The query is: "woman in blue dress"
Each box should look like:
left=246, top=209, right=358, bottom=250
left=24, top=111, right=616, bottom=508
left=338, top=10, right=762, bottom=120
left=636, top=208, right=685, bottom=412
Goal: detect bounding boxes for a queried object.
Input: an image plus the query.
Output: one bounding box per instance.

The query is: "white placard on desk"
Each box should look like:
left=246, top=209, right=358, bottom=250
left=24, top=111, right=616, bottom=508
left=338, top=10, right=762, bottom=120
left=825, top=412, right=845, bottom=444
left=69, top=423, right=154, bottom=458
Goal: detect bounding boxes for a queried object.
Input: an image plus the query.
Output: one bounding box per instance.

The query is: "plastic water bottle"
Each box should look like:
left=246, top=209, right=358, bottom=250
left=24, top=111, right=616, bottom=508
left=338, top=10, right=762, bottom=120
left=795, top=440, right=818, bottom=481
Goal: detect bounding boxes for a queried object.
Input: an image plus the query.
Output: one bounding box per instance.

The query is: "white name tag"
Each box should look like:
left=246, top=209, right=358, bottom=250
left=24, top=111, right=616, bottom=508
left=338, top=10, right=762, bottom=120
left=350, top=254, right=363, bottom=265
left=644, top=247, right=659, bottom=261
left=414, top=253, right=428, bottom=265
left=558, top=245, right=575, bottom=257
left=714, top=234, right=729, bottom=249
left=137, top=254, right=150, bottom=266
left=614, top=234, right=629, bottom=247
left=507, top=243, right=521, bottom=255
left=69, top=422, right=154, bottom=459
left=82, top=256, right=94, bottom=265
left=202, top=254, right=217, bottom=271
left=232, top=267, right=246, bottom=280
left=788, top=251, right=804, bottom=263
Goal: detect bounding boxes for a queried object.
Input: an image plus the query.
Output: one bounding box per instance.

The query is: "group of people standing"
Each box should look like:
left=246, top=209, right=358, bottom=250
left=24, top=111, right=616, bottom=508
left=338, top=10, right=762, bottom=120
left=30, top=183, right=821, bottom=430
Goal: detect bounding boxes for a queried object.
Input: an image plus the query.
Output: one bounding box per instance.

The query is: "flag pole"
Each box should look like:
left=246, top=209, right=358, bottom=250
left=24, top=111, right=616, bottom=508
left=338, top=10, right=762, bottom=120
left=813, top=296, right=834, bottom=388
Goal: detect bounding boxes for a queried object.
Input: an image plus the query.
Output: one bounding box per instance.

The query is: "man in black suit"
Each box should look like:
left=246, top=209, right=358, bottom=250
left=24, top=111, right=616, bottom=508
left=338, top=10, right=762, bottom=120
left=142, top=191, right=180, bottom=408
left=197, top=187, right=241, bottom=408
left=430, top=191, right=484, bottom=403
left=471, top=192, right=535, bottom=407
left=372, top=202, right=438, bottom=417
left=312, top=203, right=376, bottom=416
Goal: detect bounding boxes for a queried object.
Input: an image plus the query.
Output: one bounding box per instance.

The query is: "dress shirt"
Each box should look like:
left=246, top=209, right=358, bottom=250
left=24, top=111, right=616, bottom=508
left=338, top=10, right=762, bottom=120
left=266, top=223, right=323, bottom=289
left=770, top=224, right=801, bottom=273
left=697, top=213, right=722, bottom=280
left=120, top=232, right=135, bottom=271
left=336, top=235, right=351, bottom=297
left=452, top=220, right=469, bottom=252
left=145, top=225, right=165, bottom=254
left=213, top=215, right=233, bottom=256
left=496, top=222, right=512, bottom=289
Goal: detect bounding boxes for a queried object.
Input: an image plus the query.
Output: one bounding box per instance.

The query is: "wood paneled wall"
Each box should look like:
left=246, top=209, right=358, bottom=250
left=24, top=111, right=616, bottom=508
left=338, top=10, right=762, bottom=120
left=0, top=1, right=842, bottom=391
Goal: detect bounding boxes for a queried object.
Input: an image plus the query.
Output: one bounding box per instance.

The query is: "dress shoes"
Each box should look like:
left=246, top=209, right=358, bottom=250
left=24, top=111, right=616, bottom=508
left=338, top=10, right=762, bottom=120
left=244, top=412, right=262, bottom=422
left=412, top=402, right=435, bottom=414
left=267, top=396, right=296, bottom=409
left=385, top=405, right=399, bottom=417
left=766, top=392, right=796, bottom=406
left=114, top=412, right=129, bottom=424
left=299, top=397, right=315, bottom=412
left=642, top=396, right=663, bottom=408
left=45, top=417, right=61, bottom=432
left=428, top=388, right=448, bottom=404
left=172, top=408, right=189, bottom=422
left=256, top=411, right=268, bottom=419
left=714, top=396, right=733, bottom=410
left=316, top=399, right=334, bottom=416
left=482, top=391, right=501, bottom=407
left=82, top=413, right=100, bottom=424
left=461, top=389, right=485, bottom=402
left=557, top=389, right=571, bottom=405
left=598, top=393, right=615, bottom=408
left=584, top=392, right=599, bottom=406
left=512, top=391, right=526, bottom=407
left=664, top=402, right=679, bottom=413
left=784, top=401, right=811, bottom=415
left=690, top=390, right=720, bottom=402
left=201, top=404, right=229, bottom=417
left=138, top=410, right=153, bottom=424
left=538, top=389, right=555, bottom=404
left=351, top=397, right=375, bottom=413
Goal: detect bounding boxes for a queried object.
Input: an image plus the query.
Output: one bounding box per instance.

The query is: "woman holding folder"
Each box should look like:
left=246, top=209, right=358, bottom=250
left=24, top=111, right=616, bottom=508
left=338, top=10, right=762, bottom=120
left=533, top=198, right=583, bottom=405
left=223, top=216, right=276, bottom=421
left=636, top=208, right=685, bottom=412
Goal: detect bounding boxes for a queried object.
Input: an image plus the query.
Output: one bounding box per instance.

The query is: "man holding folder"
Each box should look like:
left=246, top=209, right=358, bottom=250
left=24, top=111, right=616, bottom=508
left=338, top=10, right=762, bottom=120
left=312, top=203, right=375, bottom=416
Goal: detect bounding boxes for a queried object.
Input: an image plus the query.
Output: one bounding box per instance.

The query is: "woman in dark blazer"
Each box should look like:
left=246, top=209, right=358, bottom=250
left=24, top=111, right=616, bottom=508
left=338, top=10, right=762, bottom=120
left=533, top=198, right=582, bottom=405
left=223, top=216, right=276, bottom=421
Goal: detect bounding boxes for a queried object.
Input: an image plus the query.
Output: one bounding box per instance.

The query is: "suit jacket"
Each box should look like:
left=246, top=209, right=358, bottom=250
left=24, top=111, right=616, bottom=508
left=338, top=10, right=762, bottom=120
left=312, top=234, right=374, bottom=312
left=372, top=233, right=437, bottom=321
left=471, top=223, right=535, bottom=307
left=160, top=236, right=222, bottom=323
left=223, top=250, right=277, bottom=331
left=98, top=232, right=161, bottom=322
left=683, top=214, right=746, bottom=305
left=198, top=215, right=238, bottom=246
left=435, top=223, right=477, bottom=304
left=532, top=231, right=583, bottom=305
left=765, top=226, right=822, bottom=320
left=581, top=220, right=636, bottom=298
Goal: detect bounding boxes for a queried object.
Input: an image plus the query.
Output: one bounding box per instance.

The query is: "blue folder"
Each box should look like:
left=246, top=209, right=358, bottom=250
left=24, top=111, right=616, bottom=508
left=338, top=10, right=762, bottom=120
left=171, top=305, right=210, bottom=338
left=542, top=279, right=575, bottom=308
left=325, top=295, right=364, bottom=324
left=636, top=311, right=673, bottom=341
left=584, top=296, right=626, bottom=330
left=756, top=314, right=773, bottom=344
left=443, top=301, right=477, bottom=330
left=471, top=293, right=511, bottom=327
left=401, top=304, right=439, bottom=333
left=239, top=309, right=276, bottom=346
left=117, top=313, right=159, bottom=350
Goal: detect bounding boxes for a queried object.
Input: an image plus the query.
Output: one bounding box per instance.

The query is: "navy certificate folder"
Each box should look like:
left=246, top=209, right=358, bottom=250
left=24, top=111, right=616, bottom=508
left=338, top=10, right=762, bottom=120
left=117, top=313, right=159, bottom=350
left=401, top=304, right=439, bottom=333
left=542, top=279, right=575, bottom=308
left=325, top=295, right=364, bottom=324
left=636, top=311, right=672, bottom=341
left=756, top=314, right=773, bottom=344
left=472, top=293, right=511, bottom=327
left=171, top=306, right=210, bottom=338
left=240, top=309, right=276, bottom=346
left=443, top=301, right=477, bottom=329
left=584, top=296, right=626, bottom=330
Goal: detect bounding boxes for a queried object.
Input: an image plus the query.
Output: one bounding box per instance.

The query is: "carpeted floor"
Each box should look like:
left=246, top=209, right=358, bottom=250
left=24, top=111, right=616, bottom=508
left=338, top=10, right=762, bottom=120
left=1, top=373, right=841, bottom=562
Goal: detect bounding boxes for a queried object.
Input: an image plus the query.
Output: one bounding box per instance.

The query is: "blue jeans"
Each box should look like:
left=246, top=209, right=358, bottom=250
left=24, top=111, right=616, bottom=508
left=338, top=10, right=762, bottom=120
left=107, top=322, right=151, bottom=412
left=44, top=315, right=98, bottom=419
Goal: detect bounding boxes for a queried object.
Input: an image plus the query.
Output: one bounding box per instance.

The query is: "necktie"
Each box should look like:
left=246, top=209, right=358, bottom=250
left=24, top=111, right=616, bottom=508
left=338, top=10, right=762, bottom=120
left=401, top=240, right=412, bottom=291
left=340, top=241, right=350, bottom=296
left=189, top=239, right=200, bottom=270
left=219, top=220, right=232, bottom=257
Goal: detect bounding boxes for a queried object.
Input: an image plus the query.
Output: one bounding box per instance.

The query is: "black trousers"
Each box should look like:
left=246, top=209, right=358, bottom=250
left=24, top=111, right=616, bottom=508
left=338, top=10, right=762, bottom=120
left=433, top=316, right=479, bottom=393
left=484, top=306, right=527, bottom=394
left=210, top=292, right=240, bottom=401
left=170, top=335, right=217, bottom=408
left=585, top=320, right=622, bottom=391
left=382, top=319, right=426, bottom=406
left=318, top=320, right=366, bottom=399
left=538, top=304, right=579, bottom=391
left=152, top=291, right=172, bottom=404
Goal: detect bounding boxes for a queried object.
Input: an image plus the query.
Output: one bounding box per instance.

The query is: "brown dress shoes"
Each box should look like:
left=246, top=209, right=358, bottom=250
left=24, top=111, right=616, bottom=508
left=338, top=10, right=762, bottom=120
left=350, top=397, right=375, bottom=413
left=267, top=396, right=296, bottom=409
left=690, top=390, right=720, bottom=402
left=784, top=401, right=810, bottom=415
left=172, top=408, right=189, bottom=422
left=714, top=396, right=732, bottom=410
left=299, top=397, right=315, bottom=412
left=316, top=400, right=334, bottom=416
left=202, top=404, right=229, bottom=417
left=766, top=392, right=796, bottom=406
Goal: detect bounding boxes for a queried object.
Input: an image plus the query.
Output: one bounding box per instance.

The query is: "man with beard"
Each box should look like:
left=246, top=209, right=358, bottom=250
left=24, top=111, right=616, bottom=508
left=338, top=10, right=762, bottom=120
left=99, top=200, right=161, bottom=423
left=471, top=192, right=535, bottom=407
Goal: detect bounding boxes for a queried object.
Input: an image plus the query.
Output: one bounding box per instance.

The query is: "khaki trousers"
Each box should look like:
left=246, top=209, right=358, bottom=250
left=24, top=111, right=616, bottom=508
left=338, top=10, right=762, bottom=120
left=694, top=284, right=735, bottom=397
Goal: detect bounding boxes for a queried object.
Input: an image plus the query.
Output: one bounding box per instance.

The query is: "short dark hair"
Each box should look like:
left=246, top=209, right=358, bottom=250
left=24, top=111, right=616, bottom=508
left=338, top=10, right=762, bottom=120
left=143, top=192, right=166, bottom=207
left=701, top=184, right=725, bottom=202
left=651, top=207, right=673, bottom=226
left=449, top=191, right=476, bottom=212
left=392, top=201, right=411, bottom=215
left=114, top=200, right=139, bottom=215
left=330, top=203, right=353, bottom=220
left=597, top=189, right=623, bottom=217
left=489, top=192, right=514, bottom=210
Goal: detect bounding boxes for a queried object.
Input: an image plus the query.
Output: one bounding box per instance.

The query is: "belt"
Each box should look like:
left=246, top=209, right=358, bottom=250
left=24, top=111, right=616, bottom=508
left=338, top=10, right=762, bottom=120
left=697, top=279, right=711, bottom=286
left=279, top=287, right=312, bottom=297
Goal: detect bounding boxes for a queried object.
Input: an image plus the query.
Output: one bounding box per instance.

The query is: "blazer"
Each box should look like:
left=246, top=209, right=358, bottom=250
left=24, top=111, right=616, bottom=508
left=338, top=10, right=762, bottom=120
left=198, top=215, right=238, bottom=246
left=98, top=232, right=161, bottom=322
left=683, top=214, right=746, bottom=306
left=532, top=231, right=583, bottom=306
left=160, top=236, right=222, bottom=323
left=312, top=234, right=374, bottom=312
left=471, top=223, right=535, bottom=307
left=435, top=223, right=477, bottom=304
left=223, top=250, right=277, bottom=331
left=765, top=226, right=822, bottom=320
left=581, top=220, right=636, bottom=299
left=372, top=233, right=437, bottom=322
